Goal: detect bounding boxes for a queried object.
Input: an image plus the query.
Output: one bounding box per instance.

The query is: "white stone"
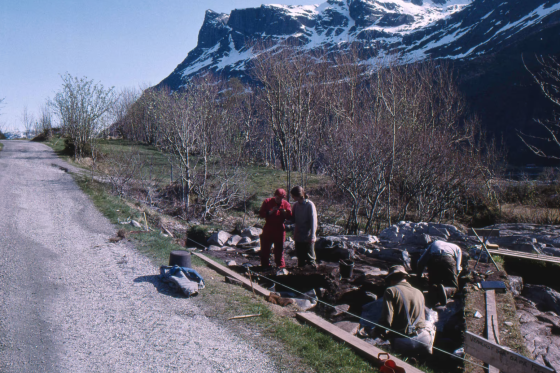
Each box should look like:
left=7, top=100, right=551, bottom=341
left=226, top=235, right=242, bottom=246
left=241, top=227, right=262, bottom=238
left=207, top=231, right=232, bottom=247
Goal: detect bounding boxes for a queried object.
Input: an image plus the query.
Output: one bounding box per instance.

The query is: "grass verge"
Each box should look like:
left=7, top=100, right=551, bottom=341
left=0, top=143, right=3, bottom=151
left=74, top=175, right=384, bottom=372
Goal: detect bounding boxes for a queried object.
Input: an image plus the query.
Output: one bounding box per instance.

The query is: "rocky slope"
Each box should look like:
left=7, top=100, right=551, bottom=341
left=157, top=0, right=560, bottom=164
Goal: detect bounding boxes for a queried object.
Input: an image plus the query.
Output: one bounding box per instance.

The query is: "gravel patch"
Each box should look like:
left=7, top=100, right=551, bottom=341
left=0, top=140, right=280, bottom=373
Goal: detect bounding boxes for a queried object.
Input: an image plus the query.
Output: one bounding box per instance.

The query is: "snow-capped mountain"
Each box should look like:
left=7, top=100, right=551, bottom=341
left=156, top=0, right=560, bottom=165
left=158, top=0, right=560, bottom=87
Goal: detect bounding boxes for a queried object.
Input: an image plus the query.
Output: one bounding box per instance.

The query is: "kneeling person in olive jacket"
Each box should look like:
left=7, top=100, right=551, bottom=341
left=373, top=265, right=435, bottom=356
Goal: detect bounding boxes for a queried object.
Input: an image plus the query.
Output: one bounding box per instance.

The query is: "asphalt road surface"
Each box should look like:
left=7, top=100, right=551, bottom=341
left=0, top=140, right=279, bottom=373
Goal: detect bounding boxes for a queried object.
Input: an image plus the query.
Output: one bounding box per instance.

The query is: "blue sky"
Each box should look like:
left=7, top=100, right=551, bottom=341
left=0, top=0, right=317, bottom=131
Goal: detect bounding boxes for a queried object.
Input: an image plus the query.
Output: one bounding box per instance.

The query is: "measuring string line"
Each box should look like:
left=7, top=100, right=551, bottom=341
left=185, top=236, right=484, bottom=368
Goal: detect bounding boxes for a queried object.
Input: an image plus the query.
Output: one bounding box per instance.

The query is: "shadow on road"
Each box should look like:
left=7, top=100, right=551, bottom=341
left=134, top=275, right=188, bottom=298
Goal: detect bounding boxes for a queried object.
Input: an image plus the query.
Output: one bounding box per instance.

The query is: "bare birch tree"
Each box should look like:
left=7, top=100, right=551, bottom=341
left=51, top=73, right=116, bottom=159
left=519, top=56, right=560, bottom=159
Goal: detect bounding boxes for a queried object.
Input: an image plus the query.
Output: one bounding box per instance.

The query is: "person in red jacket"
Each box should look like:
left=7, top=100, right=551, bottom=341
left=259, top=188, right=292, bottom=268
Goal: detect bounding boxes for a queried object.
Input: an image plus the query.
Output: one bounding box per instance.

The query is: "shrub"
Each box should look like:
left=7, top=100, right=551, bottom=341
left=63, top=138, right=92, bottom=157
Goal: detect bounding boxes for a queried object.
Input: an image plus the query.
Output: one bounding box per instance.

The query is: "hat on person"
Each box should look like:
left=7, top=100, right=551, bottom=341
left=274, top=188, right=287, bottom=198
left=385, top=265, right=409, bottom=280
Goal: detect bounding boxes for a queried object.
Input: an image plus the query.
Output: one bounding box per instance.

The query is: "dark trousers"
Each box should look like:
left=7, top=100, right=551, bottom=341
left=295, top=241, right=316, bottom=267
left=260, top=234, right=285, bottom=268
left=427, top=255, right=458, bottom=289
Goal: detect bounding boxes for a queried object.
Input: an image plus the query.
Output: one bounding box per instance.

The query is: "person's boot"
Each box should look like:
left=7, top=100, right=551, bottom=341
left=437, top=285, right=457, bottom=305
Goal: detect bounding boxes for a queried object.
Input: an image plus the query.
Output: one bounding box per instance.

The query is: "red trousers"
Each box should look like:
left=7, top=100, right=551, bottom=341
left=260, top=233, right=286, bottom=268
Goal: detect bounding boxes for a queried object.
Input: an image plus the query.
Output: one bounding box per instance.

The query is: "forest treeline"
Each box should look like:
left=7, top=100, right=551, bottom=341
left=47, top=47, right=501, bottom=233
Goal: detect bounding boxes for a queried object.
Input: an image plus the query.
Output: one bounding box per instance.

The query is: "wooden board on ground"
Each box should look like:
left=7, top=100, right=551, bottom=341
left=464, top=331, right=554, bottom=373
left=485, top=290, right=500, bottom=373
left=296, top=312, right=424, bottom=373
left=487, top=248, right=560, bottom=264
left=485, top=290, right=500, bottom=344
left=192, top=253, right=271, bottom=297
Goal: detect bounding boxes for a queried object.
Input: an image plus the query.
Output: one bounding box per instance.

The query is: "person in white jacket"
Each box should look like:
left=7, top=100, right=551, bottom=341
left=290, top=186, right=318, bottom=267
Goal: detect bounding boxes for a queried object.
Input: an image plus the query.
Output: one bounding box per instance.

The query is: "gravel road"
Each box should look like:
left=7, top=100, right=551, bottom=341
left=0, top=140, right=280, bottom=373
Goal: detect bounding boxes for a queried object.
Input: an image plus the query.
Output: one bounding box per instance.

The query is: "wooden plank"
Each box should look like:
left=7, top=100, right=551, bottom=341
left=464, top=331, right=554, bottom=373
left=192, top=253, right=271, bottom=297
left=485, top=290, right=500, bottom=373
left=485, top=290, right=500, bottom=344
left=471, top=228, right=500, bottom=237
left=296, top=312, right=425, bottom=373
left=487, top=249, right=560, bottom=264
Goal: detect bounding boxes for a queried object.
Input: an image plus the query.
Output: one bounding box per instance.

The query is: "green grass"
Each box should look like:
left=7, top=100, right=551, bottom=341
left=491, top=255, right=504, bottom=266
left=0, top=143, right=3, bottom=151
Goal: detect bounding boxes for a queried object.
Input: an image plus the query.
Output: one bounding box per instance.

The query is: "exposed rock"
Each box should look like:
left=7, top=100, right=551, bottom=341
left=283, top=240, right=295, bottom=253
left=315, top=236, right=356, bottom=261
left=543, top=247, right=560, bottom=257
left=226, top=235, right=242, bottom=246
left=241, top=227, right=262, bottom=239
left=334, top=321, right=360, bottom=335
left=379, top=221, right=465, bottom=246
left=483, top=224, right=560, bottom=251
left=246, top=247, right=261, bottom=254
left=339, top=235, right=379, bottom=244
left=368, top=248, right=411, bottom=270
left=293, top=298, right=316, bottom=311
left=516, top=295, right=560, bottom=372
left=207, top=231, right=231, bottom=246
left=131, top=220, right=143, bottom=228
left=331, top=304, right=351, bottom=317
left=523, top=285, right=560, bottom=315
left=508, top=275, right=524, bottom=296
left=226, top=260, right=237, bottom=266
left=208, top=245, right=225, bottom=251
left=236, top=236, right=253, bottom=246
left=360, top=299, right=384, bottom=329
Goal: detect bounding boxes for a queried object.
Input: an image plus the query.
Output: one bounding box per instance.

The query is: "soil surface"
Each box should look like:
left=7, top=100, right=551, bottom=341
left=0, top=140, right=280, bottom=373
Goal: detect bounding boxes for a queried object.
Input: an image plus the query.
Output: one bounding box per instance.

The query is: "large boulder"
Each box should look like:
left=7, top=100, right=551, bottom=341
left=226, top=235, right=242, bottom=246
left=207, top=231, right=231, bottom=247
left=241, top=227, right=262, bottom=239
left=368, top=248, right=412, bottom=270
left=314, top=236, right=359, bottom=261
left=522, top=285, right=560, bottom=314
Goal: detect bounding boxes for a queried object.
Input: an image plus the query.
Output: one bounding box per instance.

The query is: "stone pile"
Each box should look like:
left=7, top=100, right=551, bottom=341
left=206, top=227, right=263, bottom=252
